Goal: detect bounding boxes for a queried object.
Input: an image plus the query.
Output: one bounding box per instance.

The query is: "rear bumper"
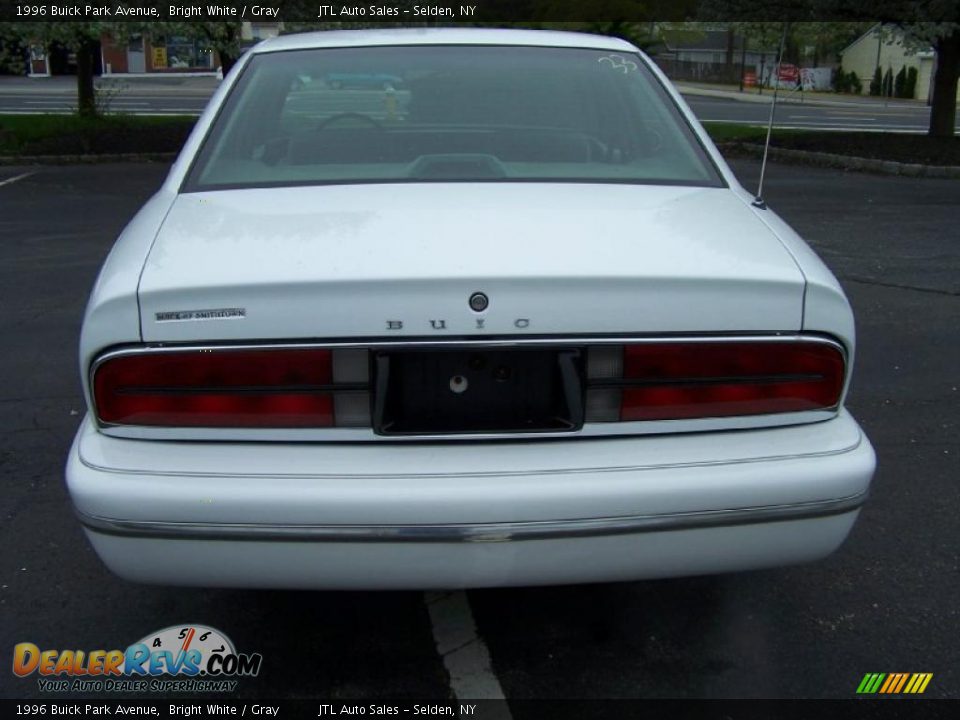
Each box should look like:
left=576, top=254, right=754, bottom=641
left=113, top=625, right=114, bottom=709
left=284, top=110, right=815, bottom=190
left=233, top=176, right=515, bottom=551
left=66, top=410, right=875, bottom=589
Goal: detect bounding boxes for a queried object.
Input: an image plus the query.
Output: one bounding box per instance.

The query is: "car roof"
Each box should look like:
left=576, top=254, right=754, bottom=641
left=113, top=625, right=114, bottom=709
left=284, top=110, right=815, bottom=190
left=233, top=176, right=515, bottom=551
left=253, top=27, right=638, bottom=55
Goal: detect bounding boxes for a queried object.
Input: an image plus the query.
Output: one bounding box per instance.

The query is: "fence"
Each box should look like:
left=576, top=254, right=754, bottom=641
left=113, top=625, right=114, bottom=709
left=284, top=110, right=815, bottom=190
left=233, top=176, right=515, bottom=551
left=651, top=58, right=745, bottom=85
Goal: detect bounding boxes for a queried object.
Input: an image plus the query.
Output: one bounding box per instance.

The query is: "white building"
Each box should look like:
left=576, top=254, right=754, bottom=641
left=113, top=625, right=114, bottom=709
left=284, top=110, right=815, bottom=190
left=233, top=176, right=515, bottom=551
left=839, top=24, right=939, bottom=101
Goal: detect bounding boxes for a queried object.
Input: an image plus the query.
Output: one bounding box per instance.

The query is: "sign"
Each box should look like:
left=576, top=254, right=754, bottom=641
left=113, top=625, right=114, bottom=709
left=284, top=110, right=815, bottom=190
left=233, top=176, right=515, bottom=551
left=743, top=71, right=757, bottom=87
left=777, top=63, right=799, bottom=84
left=152, top=46, right=167, bottom=70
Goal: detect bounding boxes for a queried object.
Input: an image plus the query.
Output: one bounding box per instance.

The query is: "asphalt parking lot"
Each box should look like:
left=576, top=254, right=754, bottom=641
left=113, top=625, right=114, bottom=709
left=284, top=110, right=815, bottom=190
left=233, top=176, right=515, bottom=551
left=0, top=159, right=957, bottom=702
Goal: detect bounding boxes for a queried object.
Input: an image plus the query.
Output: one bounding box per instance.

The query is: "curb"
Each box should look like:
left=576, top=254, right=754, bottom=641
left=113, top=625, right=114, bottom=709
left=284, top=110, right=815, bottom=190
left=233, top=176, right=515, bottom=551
left=719, top=142, right=960, bottom=179
left=0, top=152, right=177, bottom=165
left=676, top=84, right=928, bottom=110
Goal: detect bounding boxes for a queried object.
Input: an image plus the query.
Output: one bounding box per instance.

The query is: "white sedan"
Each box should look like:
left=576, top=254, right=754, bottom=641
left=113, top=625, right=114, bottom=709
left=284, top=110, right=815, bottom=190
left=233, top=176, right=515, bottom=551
left=66, top=28, right=875, bottom=589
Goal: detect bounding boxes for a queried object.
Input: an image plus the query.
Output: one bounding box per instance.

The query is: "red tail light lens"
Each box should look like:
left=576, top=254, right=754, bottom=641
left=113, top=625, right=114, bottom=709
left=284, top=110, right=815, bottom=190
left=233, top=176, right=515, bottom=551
left=93, top=349, right=368, bottom=428
left=586, top=340, right=845, bottom=422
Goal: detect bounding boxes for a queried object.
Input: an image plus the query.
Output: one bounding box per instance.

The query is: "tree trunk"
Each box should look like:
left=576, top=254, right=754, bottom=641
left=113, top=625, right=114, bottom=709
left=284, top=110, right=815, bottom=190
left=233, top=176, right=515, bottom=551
left=76, top=39, right=98, bottom=117
left=220, top=51, right=237, bottom=77
left=739, top=36, right=747, bottom=92
left=725, top=27, right=735, bottom=83
left=929, top=29, right=959, bottom=138
left=213, top=23, right=240, bottom=78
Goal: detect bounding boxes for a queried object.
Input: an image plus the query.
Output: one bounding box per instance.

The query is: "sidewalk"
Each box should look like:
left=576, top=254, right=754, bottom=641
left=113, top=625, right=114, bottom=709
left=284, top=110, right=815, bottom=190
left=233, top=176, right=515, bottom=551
left=0, top=75, right=220, bottom=96
left=674, top=81, right=930, bottom=110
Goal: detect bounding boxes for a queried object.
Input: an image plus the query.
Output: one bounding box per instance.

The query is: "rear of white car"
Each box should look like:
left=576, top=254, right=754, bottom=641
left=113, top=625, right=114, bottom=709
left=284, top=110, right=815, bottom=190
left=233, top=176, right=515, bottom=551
left=66, top=29, right=875, bottom=589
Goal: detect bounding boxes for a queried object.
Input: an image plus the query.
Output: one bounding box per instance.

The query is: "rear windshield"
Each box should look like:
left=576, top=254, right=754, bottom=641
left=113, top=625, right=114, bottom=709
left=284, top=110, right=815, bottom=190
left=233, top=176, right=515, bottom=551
left=184, top=44, right=724, bottom=191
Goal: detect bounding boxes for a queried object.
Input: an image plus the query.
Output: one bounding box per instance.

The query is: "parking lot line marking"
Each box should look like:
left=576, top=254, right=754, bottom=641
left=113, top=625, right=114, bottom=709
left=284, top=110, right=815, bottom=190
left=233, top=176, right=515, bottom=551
left=0, top=172, right=35, bottom=188
left=424, top=591, right=511, bottom=707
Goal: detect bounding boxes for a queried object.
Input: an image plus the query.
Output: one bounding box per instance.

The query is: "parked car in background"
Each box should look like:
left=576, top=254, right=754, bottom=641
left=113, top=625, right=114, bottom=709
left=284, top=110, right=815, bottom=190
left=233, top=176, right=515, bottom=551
left=66, top=29, right=875, bottom=589
left=325, top=71, right=404, bottom=89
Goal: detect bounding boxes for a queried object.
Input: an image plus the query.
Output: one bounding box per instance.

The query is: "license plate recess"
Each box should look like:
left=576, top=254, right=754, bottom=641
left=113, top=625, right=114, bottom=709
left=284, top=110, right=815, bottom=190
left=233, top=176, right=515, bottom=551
left=373, top=347, right=583, bottom=435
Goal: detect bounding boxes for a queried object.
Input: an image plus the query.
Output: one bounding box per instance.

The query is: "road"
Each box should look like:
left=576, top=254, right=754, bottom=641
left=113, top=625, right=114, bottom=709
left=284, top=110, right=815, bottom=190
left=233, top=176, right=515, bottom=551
left=684, top=93, right=953, bottom=133
left=0, top=76, right=213, bottom=116
left=1, top=75, right=957, bottom=133
left=0, top=159, right=957, bottom=703
left=684, top=94, right=948, bottom=132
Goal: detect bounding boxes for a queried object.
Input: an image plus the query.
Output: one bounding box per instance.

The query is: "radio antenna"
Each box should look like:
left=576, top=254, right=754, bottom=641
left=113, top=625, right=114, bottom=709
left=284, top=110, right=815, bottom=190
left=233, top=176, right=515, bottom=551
left=753, top=22, right=789, bottom=209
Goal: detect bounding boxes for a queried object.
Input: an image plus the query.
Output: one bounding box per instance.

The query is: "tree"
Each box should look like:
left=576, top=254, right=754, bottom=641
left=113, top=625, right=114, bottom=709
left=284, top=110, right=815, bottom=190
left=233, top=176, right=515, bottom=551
left=135, top=21, right=243, bottom=77
left=697, top=1, right=959, bottom=137
left=702, top=20, right=870, bottom=91
left=790, top=21, right=873, bottom=67
left=0, top=23, right=28, bottom=76
left=729, top=22, right=784, bottom=92
left=3, top=22, right=109, bottom=116
left=897, top=21, right=960, bottom=137
left=870, top=65, right=883, bottom=94
left=894, top=64, right=907, bottom=96
left=189, top=22, right=243, bottom=76
left=817, top=1, right=960, bottom=136
left=849, top=71, right=863, bottom=93
left=906, top=65, right=919, bottom=96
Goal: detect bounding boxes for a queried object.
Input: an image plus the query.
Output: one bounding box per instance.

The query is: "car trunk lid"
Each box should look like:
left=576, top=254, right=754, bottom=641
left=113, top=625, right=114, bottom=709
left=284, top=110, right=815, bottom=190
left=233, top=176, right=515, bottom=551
left=138, top=183, right=805, bottom=342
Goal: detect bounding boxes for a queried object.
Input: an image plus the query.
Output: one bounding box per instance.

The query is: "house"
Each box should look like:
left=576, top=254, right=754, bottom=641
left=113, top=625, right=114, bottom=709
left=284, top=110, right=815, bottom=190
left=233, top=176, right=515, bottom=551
left=652, top=28, right=777, bottom=84
left=25, top=22, right=282, bottom=77
left=100, top=34, right=219, bottom=75
left=839, top=24, right=938, bottom=101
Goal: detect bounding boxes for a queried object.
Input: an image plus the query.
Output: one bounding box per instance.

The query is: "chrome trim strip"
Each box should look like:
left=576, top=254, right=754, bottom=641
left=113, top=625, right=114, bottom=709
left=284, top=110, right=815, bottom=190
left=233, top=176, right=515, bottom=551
left=88, top=334, right=847, bottom=440
left=92, top=333, right=847, bottom=365
left=76, top=491, right=867, bottom=544
left=78, top=431, right=863, bottom=480
left=92, top=410, right=840, bottom=442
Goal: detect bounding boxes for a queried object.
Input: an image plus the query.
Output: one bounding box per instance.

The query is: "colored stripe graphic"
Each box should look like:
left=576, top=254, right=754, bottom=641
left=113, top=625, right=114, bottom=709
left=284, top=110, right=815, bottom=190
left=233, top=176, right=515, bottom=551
left=878, top=674, right=896, bottom=693
left=856, top=673, right=885, bottom=694
left=857, top=672, right=932, bottom=694
left=892, top=673, right=909, bottom=693
left=880, top=673, right=905, bottom=693
left=905, top=673, right=933, bottom=694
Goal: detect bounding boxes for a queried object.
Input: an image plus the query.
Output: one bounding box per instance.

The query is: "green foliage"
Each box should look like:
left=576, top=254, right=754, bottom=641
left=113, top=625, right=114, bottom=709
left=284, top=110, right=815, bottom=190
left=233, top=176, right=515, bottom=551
left=834, top=66, right=862, bottom=94
left=894, top=65, right=907, bottom=97
left=136, top=21, right=243, bottom=73
left=790, top=21, right=874, bottom=64
left=729, top=21, right=783, bottom=52
left=834, top=64, right=848, bottom=92
left=905, top=66, right=919, bottom=98
left=0, top=24, right=28, bottom=75
left=896, top=21, right=960, bottom=54
left=627, top=121, right=805, bottom=144
left=0, top=21, right=139, bottom=115
left=883, top=66, right=894, bottom=96
left=870, top=66, right=883, bottom=95
left=0, top=113, right=194, bottom=155
left=4, top=21, right=107, bottom=51
left=848, top=71, right=862, bottom=94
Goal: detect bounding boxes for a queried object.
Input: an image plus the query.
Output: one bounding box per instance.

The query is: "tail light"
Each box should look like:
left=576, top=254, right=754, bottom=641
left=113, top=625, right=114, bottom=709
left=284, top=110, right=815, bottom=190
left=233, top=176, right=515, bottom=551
left=585, top=340, right=845, bottom=422
left=93, top=348, right=370, bottom=428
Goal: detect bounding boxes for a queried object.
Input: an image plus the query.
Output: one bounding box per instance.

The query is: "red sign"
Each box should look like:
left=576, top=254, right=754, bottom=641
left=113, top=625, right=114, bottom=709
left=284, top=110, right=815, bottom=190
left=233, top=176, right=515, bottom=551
left=778, top=64, right=800, bottom=83
left=743, top=71, right=757, bottom=87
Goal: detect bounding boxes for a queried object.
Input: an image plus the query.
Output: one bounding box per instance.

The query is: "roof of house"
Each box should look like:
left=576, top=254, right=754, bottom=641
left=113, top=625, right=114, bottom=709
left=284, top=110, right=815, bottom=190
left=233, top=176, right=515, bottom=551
left=839, top=23, right=884, bottom=55
left=659, top=29, right=742, bottom=52
left=840, top=23, right=934, bottom=57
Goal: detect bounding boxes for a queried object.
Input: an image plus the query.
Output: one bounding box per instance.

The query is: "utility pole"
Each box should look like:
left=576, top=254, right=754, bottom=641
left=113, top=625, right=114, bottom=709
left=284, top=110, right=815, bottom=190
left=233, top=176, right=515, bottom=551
left=739, top=34, right=747, bottom=92
left=875, top=24, right=883, bottom=80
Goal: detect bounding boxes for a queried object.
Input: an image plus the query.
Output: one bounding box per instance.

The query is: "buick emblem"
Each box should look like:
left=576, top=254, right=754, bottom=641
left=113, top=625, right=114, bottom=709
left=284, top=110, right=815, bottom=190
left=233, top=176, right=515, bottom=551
left=469, top=292, right=489, bottom=312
